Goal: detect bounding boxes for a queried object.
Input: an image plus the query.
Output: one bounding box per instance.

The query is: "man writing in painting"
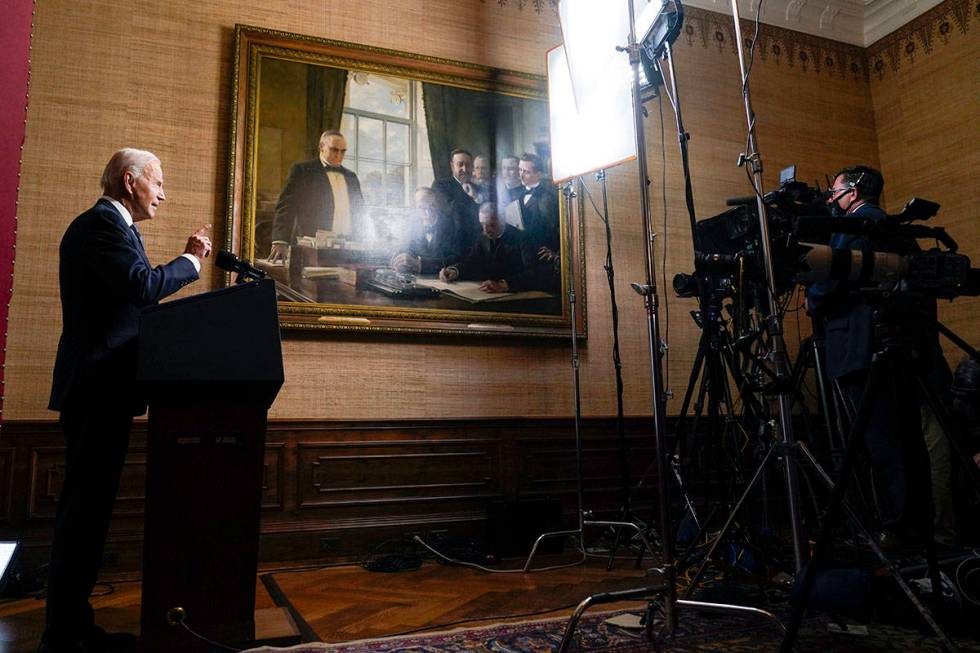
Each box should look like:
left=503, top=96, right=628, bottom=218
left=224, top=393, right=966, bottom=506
left=439, top=202, right=552, bottom=294
left=267, top=129, right=365, bottom=262
left=390, top=187, right=460, bottom=275
left=42, top=148, right=211, bottom=653
left=431, top=148, right=481, bottom=253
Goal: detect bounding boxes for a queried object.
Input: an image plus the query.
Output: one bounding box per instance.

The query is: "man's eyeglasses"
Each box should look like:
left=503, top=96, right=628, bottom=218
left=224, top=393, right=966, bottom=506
left=827, top=187, right=853, bottom=196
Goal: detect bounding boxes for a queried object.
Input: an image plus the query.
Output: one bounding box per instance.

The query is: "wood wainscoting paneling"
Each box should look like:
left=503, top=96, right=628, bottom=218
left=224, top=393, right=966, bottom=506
left=0, top=417, right=660, bottom=578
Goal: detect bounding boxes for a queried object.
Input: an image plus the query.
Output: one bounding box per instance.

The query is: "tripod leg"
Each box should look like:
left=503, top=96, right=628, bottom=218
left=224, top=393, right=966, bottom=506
left=682, top=445, right=778, bottom=598
left=781, top=356, right=959, bottom=653
left=675, top=341, right=707, bottom=442
left=796, top=441, right=957, bottom=648
left=810, top=337, right=841, bottom=467
left=633, top=345, right=710, bottom=568
left=781, top=359, right=883, bottom=651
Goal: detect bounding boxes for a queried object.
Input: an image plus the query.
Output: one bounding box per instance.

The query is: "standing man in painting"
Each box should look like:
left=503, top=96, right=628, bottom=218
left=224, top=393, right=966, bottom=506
left=516, top=152, right=559, bottom=262
left=432, top=148, right=481, bottom=253
left=471, top=154, right=493, bottom=203
left=42, top=148, right=212, bottom=653
left=496, top=155, right=523, bottom=206
left=268, top=129, right=366, bottom=262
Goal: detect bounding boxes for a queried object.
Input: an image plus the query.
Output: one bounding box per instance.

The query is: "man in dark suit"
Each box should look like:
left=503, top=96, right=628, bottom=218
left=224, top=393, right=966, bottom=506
left=268, top=130, right=366, bottom=262
left=431, top=148, right=481, bottom=254
left=439, top=202, right=549, bottom=293
left=42, top=148, right=211, bottom=653
left=515, top=153, right=560, bottom=262
left=390, top=187, right=460, bottom=275
left=806, top=165, right=934, bottom=548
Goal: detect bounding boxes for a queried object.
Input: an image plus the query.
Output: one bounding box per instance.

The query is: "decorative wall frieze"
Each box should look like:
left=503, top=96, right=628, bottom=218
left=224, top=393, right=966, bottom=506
left=682, top=5, right=870, bottom=81
left=479, top=0, right=558, bottom=12
left=482, top=0, right=973, bottom=83
left=866, top=0, right=975, bottom=79
left=681, top=0, right=974, bottom=81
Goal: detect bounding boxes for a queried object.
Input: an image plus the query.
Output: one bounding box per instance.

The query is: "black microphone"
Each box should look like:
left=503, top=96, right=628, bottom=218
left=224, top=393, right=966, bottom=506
left=216, top=250, right=266, bottom=283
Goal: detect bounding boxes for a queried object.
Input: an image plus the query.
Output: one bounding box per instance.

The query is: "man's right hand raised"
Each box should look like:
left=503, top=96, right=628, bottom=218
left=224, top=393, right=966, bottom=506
left=184, top=224, right=212, bottom=259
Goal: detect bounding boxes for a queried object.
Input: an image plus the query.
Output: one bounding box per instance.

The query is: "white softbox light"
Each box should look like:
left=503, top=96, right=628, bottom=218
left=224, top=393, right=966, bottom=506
left=547, top=44, right=636, bottom=184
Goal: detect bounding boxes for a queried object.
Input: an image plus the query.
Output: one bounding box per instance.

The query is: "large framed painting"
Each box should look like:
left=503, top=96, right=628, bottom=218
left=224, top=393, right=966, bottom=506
left=226, top=25, right=586, bottom=338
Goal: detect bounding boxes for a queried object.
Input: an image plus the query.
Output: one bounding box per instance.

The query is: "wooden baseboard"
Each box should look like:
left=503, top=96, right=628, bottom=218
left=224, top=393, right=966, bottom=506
left=0, top=417, right=662, bottom=574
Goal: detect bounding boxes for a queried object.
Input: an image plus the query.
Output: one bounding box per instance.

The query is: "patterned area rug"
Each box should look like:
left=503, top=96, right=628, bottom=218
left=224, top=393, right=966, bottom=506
left=245, top=606, right=975, bottom=652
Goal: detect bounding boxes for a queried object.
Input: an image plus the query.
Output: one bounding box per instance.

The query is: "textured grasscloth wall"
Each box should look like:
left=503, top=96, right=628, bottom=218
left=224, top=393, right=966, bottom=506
left=868, top=0, right=980, bottom=362
left=4, top=0, right=879, bottom=420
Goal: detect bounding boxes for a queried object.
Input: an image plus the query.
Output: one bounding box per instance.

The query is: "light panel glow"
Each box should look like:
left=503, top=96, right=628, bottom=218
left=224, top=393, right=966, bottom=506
left=558, top=0, right=632, bottom=111
left=547, top=45, right=637, bottom=183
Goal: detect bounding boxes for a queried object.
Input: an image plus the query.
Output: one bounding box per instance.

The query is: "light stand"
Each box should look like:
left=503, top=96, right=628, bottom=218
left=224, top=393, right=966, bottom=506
left=728, top=0, right=808, bottom=571
left=625, top=0, right=677, bottom=630
left=556, top=2, right=783, bottom=647
left=593, top=169, right=660, bottom=572
left=679, top=0, right=811, bottom=591
left=523, top=180, right=659, bottom=573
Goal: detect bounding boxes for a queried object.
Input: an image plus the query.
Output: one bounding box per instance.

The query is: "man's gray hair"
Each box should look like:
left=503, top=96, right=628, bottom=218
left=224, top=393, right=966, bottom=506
left=100, top=148, right=159, bottom=196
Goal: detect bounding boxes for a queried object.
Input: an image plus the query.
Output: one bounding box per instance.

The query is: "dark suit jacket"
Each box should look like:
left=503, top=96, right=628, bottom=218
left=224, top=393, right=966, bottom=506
left=455, top=225, right=526, bottom=284
left=517, top=183, right=560, bottom=253
left=806, top=203, right=887, bottom=379
left=432, top=177, right=480, bottom=253
left=398, top=212, right=460, bottom=275
left=272, top=160, right=365, bottom=243
left=49, top=199, right=199, bottom=413
left=453, top=224, right=559, bottom=292
left=496, top=182, right=523, bottom=206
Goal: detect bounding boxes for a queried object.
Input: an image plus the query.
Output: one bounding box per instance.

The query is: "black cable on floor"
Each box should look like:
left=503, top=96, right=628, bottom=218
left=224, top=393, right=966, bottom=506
left=372, top=601, right=587, bottom=639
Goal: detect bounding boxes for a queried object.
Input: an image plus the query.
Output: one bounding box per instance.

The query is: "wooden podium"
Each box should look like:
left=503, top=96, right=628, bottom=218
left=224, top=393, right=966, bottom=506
left=137, top=279, right=288, bottom=651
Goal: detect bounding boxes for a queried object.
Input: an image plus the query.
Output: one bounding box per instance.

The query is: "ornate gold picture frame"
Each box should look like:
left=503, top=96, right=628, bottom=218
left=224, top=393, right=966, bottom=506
left=226, top=25, right=586, bottom=338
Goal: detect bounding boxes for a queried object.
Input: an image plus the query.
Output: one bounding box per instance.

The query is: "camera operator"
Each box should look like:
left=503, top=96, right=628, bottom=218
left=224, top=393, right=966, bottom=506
left=805, top=165, right=943, bottom=550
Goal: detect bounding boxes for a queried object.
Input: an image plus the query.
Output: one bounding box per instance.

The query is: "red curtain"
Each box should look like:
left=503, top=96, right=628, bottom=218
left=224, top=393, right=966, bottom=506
left=0, top=1, right=36, bottom=421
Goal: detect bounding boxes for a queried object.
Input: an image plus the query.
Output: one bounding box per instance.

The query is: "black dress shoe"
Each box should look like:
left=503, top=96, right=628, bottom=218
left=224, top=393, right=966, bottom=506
left=38, top=625, right=137, bottom=653
left=36, top=638, right=83, bottom=653
left=85, top=626, right=138, bottom=653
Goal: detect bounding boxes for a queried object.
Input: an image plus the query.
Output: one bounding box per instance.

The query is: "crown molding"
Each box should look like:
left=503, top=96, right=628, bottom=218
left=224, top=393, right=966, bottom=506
left=648, top=0, right=954, bottom=46
left=521, top=0, right=955, bottom=47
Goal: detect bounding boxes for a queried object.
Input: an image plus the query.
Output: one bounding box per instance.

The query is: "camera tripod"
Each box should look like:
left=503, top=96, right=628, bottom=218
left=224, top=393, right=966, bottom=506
left=666, top=297, right=769, bottom=570
left=788, top=332, right=844, bottom=472
left=780, top=304, right=976, bottom=652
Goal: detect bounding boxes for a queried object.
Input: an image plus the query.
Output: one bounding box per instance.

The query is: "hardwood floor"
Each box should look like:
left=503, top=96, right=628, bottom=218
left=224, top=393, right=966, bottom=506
left=0, top=554, right=652, bottom=651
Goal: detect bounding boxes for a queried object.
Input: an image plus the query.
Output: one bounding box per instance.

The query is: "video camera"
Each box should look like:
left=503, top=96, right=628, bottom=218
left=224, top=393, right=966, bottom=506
left=674, top=166, right=980, bottom=304
left=673, top=166, right=825, bottom=307
left=795, top=197, right=980, bottom=298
